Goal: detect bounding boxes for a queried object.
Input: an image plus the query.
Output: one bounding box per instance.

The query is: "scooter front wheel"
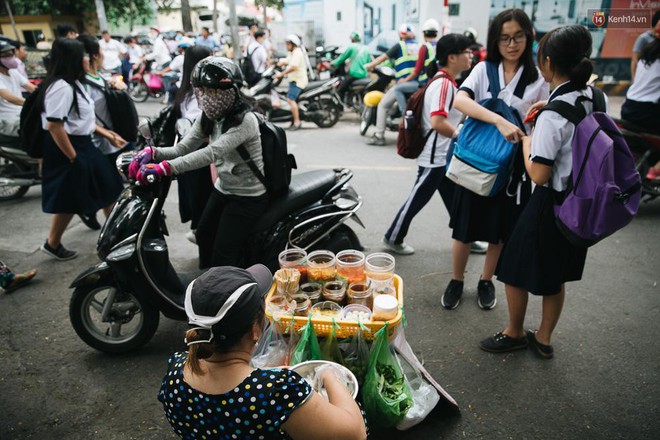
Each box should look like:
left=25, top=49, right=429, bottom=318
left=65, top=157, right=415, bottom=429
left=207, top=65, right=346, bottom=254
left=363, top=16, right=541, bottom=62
left=0, top=156, right=30, bottom=201
left=360, top=106, right=374, bottom=136
left=69, top=284, right=160, bottom=354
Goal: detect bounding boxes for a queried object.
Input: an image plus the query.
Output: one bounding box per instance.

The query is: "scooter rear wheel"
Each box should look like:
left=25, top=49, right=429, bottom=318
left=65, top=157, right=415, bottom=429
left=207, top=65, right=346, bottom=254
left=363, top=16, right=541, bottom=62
left=129, top=80, right=149, bottom=103
left=0, top=156, right=30, bottom=201
left=70, top=284, right=160, bottom=354
left=311, top=97, right=341, bottom=128
left=360, top=107, right=374, bottom=136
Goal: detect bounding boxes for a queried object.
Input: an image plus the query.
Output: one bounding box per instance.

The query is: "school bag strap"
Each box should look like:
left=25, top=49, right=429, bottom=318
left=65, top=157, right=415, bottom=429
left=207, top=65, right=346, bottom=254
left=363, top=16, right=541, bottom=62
left=236, top=143, right=267, bottom=188
left=82, top=77, right=112, bottom=129
left=485, top=61, right=528, bottom=100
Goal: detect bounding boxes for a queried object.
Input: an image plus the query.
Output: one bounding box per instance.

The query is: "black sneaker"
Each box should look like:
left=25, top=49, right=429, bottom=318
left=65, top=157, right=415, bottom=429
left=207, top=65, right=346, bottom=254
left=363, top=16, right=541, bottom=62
left=526, top=330, right=554, bottom=359
left=441, top=279, right=463, bottom=310
left=79, top=213, right=101, bottom=230
left=40, top=240, right=77, bottom=261
left=477, top=279, right=497, bottom=310
left=480, top=332, right=528, bottom=353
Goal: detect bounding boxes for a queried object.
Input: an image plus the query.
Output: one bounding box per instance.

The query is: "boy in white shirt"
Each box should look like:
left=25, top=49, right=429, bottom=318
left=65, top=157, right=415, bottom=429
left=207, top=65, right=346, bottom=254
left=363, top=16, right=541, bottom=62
left=0, top=41, right=36, bottom=140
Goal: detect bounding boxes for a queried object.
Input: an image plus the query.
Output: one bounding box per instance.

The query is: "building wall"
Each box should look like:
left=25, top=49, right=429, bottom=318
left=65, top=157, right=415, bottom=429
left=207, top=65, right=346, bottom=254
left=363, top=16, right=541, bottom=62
left=322, top=0, right=359, bottom=48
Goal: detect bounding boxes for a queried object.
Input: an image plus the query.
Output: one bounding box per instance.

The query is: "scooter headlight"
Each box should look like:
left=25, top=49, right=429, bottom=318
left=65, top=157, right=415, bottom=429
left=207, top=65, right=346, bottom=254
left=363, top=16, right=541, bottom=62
left=106, top=244, right=136, bottom=262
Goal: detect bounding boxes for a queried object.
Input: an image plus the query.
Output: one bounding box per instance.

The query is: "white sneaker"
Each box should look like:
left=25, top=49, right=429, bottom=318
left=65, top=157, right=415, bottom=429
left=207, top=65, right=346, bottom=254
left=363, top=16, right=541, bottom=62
left=470, top=241, right=488, bottom=254
left=186, top=230, right=197, bottom=244
left=382, top=237, right=415, bottom=255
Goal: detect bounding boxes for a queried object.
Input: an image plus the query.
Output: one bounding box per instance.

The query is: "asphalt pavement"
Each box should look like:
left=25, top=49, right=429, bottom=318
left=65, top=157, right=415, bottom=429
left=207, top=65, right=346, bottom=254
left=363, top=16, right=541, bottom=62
left=1, top=96, right=659, bottom=440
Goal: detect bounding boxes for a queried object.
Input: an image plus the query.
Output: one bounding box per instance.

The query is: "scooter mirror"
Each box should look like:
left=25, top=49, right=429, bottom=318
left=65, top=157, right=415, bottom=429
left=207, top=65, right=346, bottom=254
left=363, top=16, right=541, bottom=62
left=138, top=118, right=153, bottom=140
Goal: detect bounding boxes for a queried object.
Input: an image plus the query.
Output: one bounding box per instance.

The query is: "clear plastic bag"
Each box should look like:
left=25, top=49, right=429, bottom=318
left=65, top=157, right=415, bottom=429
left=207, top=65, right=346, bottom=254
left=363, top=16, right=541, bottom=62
left=395, top=350, right=440, bottom=430
left=250, top=319, right=289, bottom=368
left=342, top=320, right=370, bottom=385
left=320, top=320, right=344, bottom=364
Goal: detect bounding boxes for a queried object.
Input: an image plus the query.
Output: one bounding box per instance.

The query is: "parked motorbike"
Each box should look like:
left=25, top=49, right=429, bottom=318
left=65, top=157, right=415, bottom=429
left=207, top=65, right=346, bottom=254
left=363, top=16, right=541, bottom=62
left=248, top=66, right=343, bottom=128
left=0, top=140, right=40, bottom=201
left=128, top=60, right=166, bottom=103
left=342, top=65, right=396, bottom=114
left=614, top=117, right=660, bottom=202
left=315, top=45, right=340, bottom=80
left=69, top=120, right=364, bottom=353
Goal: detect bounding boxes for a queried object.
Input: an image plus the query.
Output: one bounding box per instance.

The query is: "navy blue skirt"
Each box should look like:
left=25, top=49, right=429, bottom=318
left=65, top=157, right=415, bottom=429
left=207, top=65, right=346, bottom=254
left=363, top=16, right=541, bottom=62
left=496, top=186, right=587, bottom=296
left=41, top=132, right=123, bottom=214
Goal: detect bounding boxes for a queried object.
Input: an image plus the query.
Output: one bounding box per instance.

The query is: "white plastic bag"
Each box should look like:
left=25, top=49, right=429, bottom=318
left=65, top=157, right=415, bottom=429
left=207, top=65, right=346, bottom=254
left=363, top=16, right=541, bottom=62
left=394, top=352, right=440, bottom=430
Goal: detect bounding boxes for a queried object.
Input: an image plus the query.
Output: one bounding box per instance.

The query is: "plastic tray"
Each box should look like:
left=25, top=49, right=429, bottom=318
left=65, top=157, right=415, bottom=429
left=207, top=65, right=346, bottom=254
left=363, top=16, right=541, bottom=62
left=265, top=274, right=403, bottom=340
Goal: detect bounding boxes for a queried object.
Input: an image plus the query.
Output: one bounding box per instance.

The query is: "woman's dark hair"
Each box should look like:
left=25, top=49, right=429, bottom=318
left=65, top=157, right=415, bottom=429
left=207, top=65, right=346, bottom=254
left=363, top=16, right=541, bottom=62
left=38, top=38, right=86, bottom=114
left=426, top=33, right=472, bottom=78
left=486, top=8, right=539, bottom=84
left=639, top=37, right=659, bottom=67
left=185, top=302, right=265, bottom=375
left=174, top=45, right=213, bottom=110
left=78, top=34, right=100, bottom=65
left=537, top=25, right=593, bottom=89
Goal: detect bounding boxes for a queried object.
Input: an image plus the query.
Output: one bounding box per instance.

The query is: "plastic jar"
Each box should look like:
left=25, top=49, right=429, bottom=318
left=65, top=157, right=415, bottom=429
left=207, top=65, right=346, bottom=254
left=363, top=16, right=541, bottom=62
left=278, top=248, right=308, bottom=283
left=322, top=280, right=346, bottom=305
left=291, top=294, right=312, bottom=317
left=372, top=293, right=398, bottom=321
left=266, top=294, right=294, bottom=318
left=335, top=250, right=366, bottom=284
left=307, top=250, right=336, bottom=284
left=311, top=301, right=343, bottom=320
left=299, top=283, right=322, bottom=304
left=340, top=304, right=372, bottom=322
left=346, top=282, right=373, bottom=309
left=365, top=252, right=396, bottom=290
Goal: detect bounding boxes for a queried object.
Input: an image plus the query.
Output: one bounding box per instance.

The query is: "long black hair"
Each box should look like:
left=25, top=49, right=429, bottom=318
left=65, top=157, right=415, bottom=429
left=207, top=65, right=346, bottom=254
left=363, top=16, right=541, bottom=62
left=174, top=45, right=213, bottom=110
left=77, top=34, right=100, bottom=68
left=486, top=8, right=539, bottom=84
left=537, top=25, right=593, bottom=89
left=639, top=37, right=659, bottom=67
left=38, top=38, right=87, bottom=114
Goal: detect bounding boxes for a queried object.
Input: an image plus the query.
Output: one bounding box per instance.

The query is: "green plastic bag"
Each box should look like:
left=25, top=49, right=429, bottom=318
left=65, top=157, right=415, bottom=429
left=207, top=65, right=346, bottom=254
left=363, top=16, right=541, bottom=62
left=362, top=324, right=413, bottom=428
left=290, top=315, right=322, bottom=365
left=343, top=320, right=370, bottom=386
left=320, top=319, right=344, bottom=364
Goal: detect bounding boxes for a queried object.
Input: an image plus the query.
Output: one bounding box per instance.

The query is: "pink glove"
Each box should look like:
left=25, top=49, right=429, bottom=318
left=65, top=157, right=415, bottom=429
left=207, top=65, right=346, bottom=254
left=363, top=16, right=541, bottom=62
left=136, top=161, right=171, bottom=185
left=128, top=147, right=157, bottom=180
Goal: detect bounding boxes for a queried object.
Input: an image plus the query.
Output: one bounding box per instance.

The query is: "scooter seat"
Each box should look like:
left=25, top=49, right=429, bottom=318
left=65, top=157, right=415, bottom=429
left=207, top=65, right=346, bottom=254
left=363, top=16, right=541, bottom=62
left=303, top=80, right=329, bottom=92
left=254, top=170, right=337, bottom=232
left=351, top=78, right=371, bottom=88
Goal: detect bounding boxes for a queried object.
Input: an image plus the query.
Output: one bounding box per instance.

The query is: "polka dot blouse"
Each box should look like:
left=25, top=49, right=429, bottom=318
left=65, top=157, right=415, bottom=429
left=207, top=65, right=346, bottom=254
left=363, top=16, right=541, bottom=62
left=158, top=352, right=313, bottom=440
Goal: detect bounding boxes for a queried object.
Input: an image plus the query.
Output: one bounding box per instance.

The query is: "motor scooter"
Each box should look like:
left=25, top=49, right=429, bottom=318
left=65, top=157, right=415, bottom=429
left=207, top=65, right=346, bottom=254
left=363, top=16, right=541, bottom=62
left=248, top=66, right=343, bottom=128
left=128, top=60, right=167, bottom=103
left=69, top=121, right=364, bottom=353
left=315, top=45, right=340, bottom=80
left=342, top=65, right=396, bottom=114
left=614, top=117, right=660, bottom=202
left=359, top=68, right=405, bottom=137
left=0, top=139, right=40, bottom=201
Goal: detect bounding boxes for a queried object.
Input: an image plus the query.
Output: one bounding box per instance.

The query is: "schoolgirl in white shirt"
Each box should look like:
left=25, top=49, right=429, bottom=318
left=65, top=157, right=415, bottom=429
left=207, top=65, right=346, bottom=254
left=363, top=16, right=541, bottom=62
left=38, top=39, right=123, bottom=261
left=481, top=25, right=604, bottom=359
left=442, top=8, right=549, bottom=311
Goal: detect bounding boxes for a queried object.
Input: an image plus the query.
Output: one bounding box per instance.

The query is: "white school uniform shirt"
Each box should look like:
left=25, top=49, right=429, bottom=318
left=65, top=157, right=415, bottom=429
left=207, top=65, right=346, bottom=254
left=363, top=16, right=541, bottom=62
left=418, top=70, right=462, bottom=168
left=84, top=74, right=119, bottom=155
left=531, top=81, right=609, bottom=192
left=459, top=61, right=549, bottom=133
left=127, top=44, right=144, bottom=64
left=180, top=92, right=202, bottom=121
left=626, top=59, right=660, bottom=103
left=0, top=69, right=29, bottom=121
left=145, top=37, right=172, bottom=69
left=41, top=79, right=96, bottom=136
left=100, top=38, right=127, bottom=71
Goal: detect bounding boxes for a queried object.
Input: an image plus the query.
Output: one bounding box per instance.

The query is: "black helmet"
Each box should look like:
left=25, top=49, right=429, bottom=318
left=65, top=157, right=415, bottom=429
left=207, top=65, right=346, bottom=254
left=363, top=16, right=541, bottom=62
left=191, top=56, right=245, bottom=89
left=0, top=40, right=16, bottom=54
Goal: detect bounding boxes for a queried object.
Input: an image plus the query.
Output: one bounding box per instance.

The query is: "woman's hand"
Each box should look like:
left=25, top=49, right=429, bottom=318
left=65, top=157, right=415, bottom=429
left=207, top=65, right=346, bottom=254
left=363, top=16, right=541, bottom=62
left=128, top=147, right=156, bottom=180
left=107, top=130, right=128, bottom=149
left=136, top=161, right=171, bottom=184
left=525, top=100, right=547, bottom=120
left=495, top=116, right=525, bottom=143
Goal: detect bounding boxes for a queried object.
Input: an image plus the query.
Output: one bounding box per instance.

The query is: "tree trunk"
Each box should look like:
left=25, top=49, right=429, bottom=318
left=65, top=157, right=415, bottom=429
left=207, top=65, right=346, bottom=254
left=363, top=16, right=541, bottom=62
left=94, top=0, right=109, bottom=32
left=180, top=0, right=193, bottom=32
left=212, top=0, right=219, bottom=33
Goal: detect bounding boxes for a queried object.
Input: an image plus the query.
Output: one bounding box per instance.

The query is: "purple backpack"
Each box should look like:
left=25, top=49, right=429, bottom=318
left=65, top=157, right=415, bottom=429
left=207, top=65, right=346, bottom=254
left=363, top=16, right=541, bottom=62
left=538, top=87, right=641, bottom=247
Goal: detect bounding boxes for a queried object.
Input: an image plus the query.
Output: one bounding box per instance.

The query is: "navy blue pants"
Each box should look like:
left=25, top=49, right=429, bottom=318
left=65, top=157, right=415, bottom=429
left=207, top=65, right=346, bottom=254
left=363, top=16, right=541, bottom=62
left=385, top=166, right=455, bottom=244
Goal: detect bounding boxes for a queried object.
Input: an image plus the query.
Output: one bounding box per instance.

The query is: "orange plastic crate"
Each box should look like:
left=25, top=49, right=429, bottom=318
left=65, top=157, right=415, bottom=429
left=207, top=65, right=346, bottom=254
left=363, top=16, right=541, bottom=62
left=265, top=275, right=403, bottom=340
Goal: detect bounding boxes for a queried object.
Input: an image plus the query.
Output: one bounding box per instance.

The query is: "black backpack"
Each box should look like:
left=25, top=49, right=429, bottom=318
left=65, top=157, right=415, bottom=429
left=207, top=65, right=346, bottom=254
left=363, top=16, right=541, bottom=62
left=85, top=79, right=139, bottom=142
left=241, top=47, right=262, bottom=87
left=237, top=116, right=297, bottom=196
left=19, top=87, right=46, bottom=158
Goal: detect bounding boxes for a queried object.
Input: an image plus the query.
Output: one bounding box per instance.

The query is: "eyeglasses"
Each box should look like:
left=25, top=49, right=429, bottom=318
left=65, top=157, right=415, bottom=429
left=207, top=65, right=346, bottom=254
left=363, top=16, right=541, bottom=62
left=498, top=32, right=526, bottom=46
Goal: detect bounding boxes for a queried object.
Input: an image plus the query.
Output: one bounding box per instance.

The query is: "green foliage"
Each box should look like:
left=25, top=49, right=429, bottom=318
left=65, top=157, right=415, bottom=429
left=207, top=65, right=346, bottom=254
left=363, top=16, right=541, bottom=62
left=1, top=0, right=154, bottom=26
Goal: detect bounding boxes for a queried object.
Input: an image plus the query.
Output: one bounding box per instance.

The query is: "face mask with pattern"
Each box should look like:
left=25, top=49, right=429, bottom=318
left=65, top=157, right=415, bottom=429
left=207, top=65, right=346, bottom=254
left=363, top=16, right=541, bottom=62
left=194, top=87, right=236, bottom=121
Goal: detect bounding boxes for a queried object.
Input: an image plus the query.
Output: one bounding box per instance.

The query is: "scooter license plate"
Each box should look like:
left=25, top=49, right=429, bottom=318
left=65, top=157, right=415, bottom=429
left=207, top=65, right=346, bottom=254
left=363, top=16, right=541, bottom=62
left=319, top=71, right=330, bottom=80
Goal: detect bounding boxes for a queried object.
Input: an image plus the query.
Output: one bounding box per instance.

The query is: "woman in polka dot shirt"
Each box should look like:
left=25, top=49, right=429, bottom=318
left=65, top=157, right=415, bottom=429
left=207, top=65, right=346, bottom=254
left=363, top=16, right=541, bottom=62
left=158, top=265, right=367, bottom=439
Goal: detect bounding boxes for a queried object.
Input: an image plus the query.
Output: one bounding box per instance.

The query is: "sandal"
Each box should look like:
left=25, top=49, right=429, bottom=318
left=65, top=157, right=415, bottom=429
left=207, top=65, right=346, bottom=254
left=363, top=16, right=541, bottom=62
left=3, top=269, right=37, bottom=294
left=526, top=330, right=554, bottom=359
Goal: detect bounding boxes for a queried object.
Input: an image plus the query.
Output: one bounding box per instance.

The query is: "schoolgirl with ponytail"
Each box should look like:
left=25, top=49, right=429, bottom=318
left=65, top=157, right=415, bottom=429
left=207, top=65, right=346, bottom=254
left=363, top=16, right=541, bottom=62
left=480, top=25, right=606, bottom=359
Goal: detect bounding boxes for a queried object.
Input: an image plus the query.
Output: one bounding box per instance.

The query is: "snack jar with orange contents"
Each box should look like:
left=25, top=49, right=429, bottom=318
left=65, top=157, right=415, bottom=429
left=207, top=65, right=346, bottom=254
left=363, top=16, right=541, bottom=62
left=335, top=249, right=366, bottom=285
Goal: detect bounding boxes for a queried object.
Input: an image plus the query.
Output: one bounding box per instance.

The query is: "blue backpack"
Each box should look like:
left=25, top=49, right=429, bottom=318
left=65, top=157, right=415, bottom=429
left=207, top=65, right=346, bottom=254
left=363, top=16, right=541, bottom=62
left=446, top=62, right=527, bottom=197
